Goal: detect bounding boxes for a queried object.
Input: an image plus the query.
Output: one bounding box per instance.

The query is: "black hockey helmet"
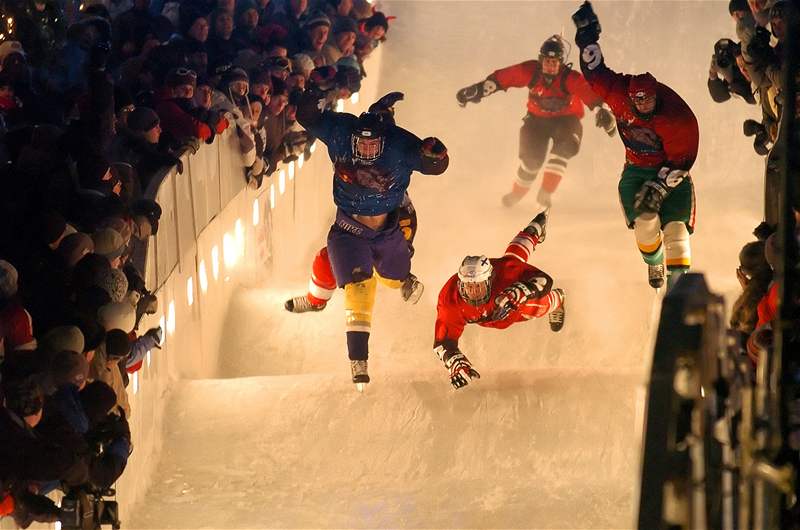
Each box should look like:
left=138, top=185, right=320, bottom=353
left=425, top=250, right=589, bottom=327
left=539, top=36, right=565, bottom=63
left=351, top=112, right=387, bottom=163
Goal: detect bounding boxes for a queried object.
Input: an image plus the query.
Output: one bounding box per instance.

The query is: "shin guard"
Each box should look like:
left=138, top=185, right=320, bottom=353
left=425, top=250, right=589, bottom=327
left=634, top=213, right=664, bottom=265
left=344, top=276, right=377, bottom=334
left=308, top=247, right=337, bottom=305
left=663, top=221, right=691, bottom=272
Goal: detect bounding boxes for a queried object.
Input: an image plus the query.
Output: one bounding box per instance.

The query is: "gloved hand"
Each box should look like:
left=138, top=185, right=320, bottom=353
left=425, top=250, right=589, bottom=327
left=183, top=137, right=201, bottom=155
left=572, top=1, right=602, bottom=47
left=309, top=65, right=338, bottom=92
left=633, top=167, right=688, bottom=213
left=444, top=352, right=481, bottom=389
left=456, top=78, right=498, bottom=107
left=752, top=221, right=775, bottom=241
left=368, top=91, right=404, bottom=114
left=143, top=326, right=163, bottom=349
left=492, top=281, right=536, bottom=321
left=595, top=107, right=616, bottom=137
left=743, top=119, right=770, bottom=155
left=421, top=137, right=447, bottom=159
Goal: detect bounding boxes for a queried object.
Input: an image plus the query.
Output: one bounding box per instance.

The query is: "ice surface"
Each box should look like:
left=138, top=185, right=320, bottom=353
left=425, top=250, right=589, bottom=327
left=130, top=2, right=764, bottom=528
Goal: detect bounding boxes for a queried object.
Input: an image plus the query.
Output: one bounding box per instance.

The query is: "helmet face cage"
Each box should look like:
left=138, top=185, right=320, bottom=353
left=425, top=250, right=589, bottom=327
left=457, top=255, right=493, bottom=306
left=539, top=36, right=565, bottom=64
left=352, top=113, right=385, bottom=163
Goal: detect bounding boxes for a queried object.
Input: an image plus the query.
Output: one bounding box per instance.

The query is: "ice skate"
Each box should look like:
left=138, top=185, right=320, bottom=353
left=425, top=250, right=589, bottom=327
left=648, top=263, right=665, bottom=289
left=284, top=296, right=326, bottom=313
left=351, top=360, right=370, bottom=391
left=548, top=288, right=566, bottom=332
left=401, top=273, right=424, bottom=304
left=501, top=191, right=524, bottom=207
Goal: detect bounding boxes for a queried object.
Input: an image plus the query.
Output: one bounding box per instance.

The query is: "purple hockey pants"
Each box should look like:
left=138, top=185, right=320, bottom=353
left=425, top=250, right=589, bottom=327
left=327, top=208, right=411, bottom=287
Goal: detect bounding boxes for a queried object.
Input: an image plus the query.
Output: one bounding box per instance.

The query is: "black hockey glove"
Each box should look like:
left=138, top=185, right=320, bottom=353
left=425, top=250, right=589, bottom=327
left=595, top=107, right=616, bottom=137
left=421, top=137, right=447, bottom=159
left=634, top=167, right=688, bottom=214
left=743, top=119, right=770, bottom=155
left=444, top=352, right=480, bottom=389
left=572, top=1, right=602, bottom=48
left=456, top=78, right=498, bottom=107
left=368, top=91, right=404, bottom=115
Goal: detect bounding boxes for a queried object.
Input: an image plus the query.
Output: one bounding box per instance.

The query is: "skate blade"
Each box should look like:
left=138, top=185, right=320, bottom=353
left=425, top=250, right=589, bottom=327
left=406, top=284, right=424, bottom=305
left=355, top=382, right=366, bottom=393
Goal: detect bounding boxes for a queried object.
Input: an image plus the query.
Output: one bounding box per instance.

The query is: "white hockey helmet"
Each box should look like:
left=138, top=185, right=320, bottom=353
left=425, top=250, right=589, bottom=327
left=457, top=255, right=493, bottom=306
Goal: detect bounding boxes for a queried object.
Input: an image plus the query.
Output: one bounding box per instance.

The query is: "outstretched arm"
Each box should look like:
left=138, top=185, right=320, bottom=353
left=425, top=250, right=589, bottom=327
left=455, top=61, right=538, bottom=107
left=572, top=1, right=627, bottom=100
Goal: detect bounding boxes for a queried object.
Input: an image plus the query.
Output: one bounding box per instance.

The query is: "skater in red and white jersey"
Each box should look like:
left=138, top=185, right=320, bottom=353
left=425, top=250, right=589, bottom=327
left=432, top=211, right=565, bottom=390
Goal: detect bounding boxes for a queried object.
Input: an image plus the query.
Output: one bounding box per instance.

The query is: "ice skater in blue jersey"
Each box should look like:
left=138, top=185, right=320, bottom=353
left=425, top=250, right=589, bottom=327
left=296, top=67, right=449, bottom=387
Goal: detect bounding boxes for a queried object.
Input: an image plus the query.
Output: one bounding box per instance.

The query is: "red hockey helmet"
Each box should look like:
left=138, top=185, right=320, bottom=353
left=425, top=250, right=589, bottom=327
left=628, top=72, right=658, bottom=115
left=628, top=72, right=658, bottom=101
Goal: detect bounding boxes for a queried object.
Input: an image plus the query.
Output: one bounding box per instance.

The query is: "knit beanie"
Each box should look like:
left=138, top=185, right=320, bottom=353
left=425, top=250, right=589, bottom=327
left=93, top=267, right=129, bottom=303
left=92, top=228, right=126, bottom=261
left=42, top=326, right=85, bottom=356
left=127, top=106, right=160, bottom=133
left=0, top=259, right=18, bottom=300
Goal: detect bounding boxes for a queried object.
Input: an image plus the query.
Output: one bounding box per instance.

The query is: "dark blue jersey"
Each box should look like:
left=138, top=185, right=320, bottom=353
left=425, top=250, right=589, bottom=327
left=298, top=92, right=448, bottom=216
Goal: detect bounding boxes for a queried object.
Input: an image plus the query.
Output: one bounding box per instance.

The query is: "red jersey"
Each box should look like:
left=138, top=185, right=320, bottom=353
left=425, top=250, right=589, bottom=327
left=578, top=44, right=698, bottom=169
left=492, top=60, right=602, bottom=118
left=434, top=230, right=554, bottom=351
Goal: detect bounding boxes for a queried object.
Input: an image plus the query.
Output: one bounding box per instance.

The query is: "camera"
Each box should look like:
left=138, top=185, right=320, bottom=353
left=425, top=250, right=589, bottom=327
left=714, top=38, right=734, bottom=69
left=60, top=487, right=121, bottom=530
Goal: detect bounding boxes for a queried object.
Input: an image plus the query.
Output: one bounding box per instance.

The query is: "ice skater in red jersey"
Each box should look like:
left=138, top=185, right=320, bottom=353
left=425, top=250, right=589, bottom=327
left=572, top=1, right=699, bottom=290
left=432, top=211, right=565, bottom=389
left=456, top=35, right=616, bottom=209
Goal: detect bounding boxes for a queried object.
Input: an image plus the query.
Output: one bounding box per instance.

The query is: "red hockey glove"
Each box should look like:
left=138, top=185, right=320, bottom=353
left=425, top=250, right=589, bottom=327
left=444, top=352, right=480, bottom=389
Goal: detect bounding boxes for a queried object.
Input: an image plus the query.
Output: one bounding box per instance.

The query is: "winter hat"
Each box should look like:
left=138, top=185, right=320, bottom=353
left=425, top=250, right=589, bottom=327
left=4, top=378, right=44, bottom=417
left=291, top=53, right=315, bottom=77
left=127, top=106, right=160, bottom=133
left=0, top=260, right=19, bottom=300
left=73, top=253, right=112, bottom=293
left=93, top=267, right=129, bottom=303
left=263, top=55, right=291, bottom=73
left=39, top=210, right=68, bottom=247
left=42, top=326, right=85, bottom=356
left=249, top=69, right=273, bottom=88
left=301, top=10, right=331, bottom=30
left=235, top=49, right=264, bottom=72
left=166, top=67, right=198, bottom=88
left=58, top=233, right=95, bottom=268
left=333, top=17, right=358, bottom=35
left=729, top=0, right=749, bottom=13
left=0, top=41, right=26, bottom=63
left=92, top=228, right=126, bottom=261
left=98, top=217, right=132, bottom=246
left=49, top=350, right=90, bottom=389
left=71, top=315, right=106, bottom=353
left=79, top=381, right=117, bottom=425
left=222, top=66, right=249, bottom=86
left=75, top=285, right=112, bottom=317
left=363, top=11, right=389, bottom=32
left=105, top=329, right=132, bottom=359
left=97, top=301, right=136, bottom=333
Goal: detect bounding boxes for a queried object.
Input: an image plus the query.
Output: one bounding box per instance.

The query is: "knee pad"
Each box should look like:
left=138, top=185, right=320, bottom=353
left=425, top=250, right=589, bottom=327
left=309, top=247, right=336, bottom=301
left=344, top=276, right=377, bottom=332
left=634, top=213, right=664, bottom=264
left=663, top=221, right=691, bottom=268
left=551, top=136, right=580, bottom=159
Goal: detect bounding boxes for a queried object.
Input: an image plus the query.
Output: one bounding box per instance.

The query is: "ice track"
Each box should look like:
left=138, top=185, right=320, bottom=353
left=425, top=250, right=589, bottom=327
left=131, top=1, right=765, bottom=528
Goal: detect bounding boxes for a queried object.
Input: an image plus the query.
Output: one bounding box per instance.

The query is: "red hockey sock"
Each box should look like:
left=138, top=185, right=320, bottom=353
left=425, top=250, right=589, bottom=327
left=541, top=170, right=563, bottom=193
left=510, top=182, right=530, bottom=197
left=307, top=247, right=336, bottom=305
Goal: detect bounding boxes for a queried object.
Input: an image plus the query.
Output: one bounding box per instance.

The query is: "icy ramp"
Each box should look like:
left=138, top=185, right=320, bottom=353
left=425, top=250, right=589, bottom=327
left=130, top=369, right=640, bottom=529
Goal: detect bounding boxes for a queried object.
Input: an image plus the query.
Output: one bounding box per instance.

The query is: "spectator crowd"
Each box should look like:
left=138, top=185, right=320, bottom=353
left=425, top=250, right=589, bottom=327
left=0, top=0, right=392, bottom=525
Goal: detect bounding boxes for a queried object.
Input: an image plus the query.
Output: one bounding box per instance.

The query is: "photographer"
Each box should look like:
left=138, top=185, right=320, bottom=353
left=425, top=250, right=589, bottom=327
left=708, top=38, right=755, bottom=104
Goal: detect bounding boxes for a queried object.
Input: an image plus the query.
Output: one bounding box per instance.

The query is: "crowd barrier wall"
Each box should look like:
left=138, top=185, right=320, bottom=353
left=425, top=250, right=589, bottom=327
left=106, top=50, right=385, bottom=521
